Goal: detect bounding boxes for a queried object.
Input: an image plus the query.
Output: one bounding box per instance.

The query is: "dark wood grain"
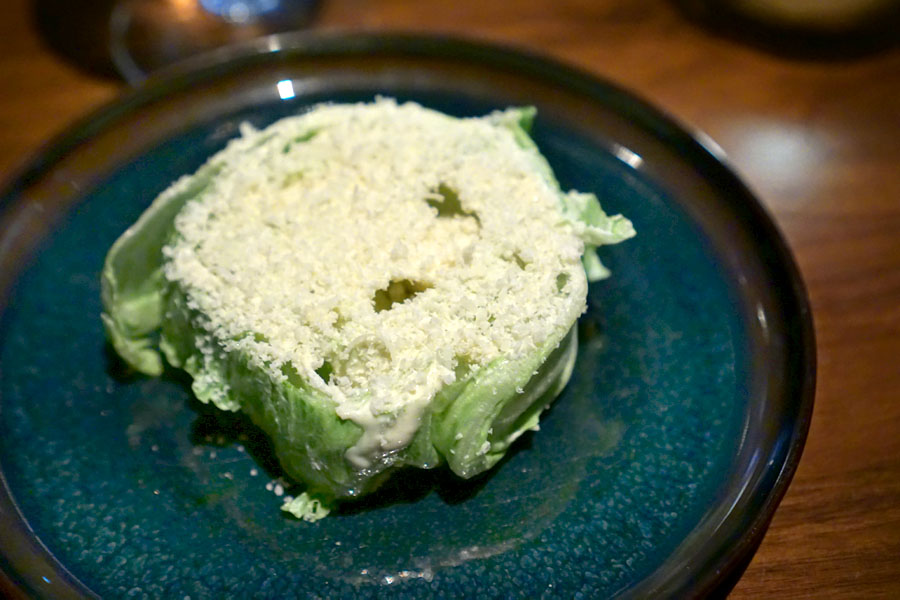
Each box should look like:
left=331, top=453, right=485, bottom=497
left=1, top=0, right=898, bottom=597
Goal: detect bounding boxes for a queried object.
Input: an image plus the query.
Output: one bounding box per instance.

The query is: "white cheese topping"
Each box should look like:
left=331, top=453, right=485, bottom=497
left=162, top=99, right=587, bottom=467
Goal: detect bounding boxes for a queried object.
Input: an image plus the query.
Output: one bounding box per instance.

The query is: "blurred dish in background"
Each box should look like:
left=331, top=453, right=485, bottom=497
left=673, top=0, right=900, bottom=58
left=34, top=0, right=320, bottom=83
left=110, top=0, right=321, bottom=83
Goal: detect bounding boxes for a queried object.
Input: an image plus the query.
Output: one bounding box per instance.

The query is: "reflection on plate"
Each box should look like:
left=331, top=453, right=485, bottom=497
left=0, top=33, right=814, bottom=599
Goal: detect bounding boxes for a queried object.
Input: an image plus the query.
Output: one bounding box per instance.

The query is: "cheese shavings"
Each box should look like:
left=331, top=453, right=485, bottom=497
left=161, top=99, right=588, bottom=466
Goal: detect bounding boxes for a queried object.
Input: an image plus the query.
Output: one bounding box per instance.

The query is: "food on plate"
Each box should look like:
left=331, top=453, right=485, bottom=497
left=101, top=99, right=634, bottom=520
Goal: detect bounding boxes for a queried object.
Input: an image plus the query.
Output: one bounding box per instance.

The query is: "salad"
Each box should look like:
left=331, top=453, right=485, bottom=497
left=101, top=99, right=634, bottom=520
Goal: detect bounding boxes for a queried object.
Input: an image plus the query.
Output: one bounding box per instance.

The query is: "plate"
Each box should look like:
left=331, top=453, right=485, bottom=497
left=0, top=33, right=814, bottom=599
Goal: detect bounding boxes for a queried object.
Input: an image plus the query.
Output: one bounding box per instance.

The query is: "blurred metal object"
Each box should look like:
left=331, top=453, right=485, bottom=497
left=108, top=0, right=320, bottom=83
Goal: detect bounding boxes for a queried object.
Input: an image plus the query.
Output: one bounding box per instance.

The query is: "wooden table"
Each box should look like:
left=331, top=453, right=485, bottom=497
left=2, top=0, right=898, bottom=597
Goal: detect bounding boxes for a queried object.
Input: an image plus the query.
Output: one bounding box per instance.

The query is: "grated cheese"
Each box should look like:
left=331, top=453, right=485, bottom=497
left=162, top=99, right=588, bottom=467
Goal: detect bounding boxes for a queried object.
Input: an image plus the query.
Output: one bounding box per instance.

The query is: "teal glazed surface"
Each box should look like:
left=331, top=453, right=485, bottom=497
left=0, top=34, right=813, bottom=600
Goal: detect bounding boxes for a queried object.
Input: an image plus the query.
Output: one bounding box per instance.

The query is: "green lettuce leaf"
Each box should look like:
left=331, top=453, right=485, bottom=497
left=491, top=107, right=635, bottom=281
left=101, top=161, right=222, bottom=374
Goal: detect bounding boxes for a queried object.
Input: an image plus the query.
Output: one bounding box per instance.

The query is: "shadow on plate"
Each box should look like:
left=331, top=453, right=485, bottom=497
left=105, top=341, right=530, bottom=517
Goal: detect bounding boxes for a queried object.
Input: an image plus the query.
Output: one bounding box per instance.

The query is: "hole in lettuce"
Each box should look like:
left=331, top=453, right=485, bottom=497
left=314, top=361, right=334, bottom=384
left=426, top=183, right=480, bottom=225
left=373, top=279, right=431, bottom=312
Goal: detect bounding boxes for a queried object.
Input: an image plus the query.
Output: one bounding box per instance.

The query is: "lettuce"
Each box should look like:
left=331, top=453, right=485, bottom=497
left=491, top=107, right=635, bottom=280
left=101, top=105, right=633, bottom=520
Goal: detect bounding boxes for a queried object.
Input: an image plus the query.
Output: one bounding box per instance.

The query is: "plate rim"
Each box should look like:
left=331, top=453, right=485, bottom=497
left=0, top=30, right=816, bottom=599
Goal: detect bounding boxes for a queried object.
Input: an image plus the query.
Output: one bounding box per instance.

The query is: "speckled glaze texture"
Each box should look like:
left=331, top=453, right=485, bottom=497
left=0, top=34, right=813, bottom=599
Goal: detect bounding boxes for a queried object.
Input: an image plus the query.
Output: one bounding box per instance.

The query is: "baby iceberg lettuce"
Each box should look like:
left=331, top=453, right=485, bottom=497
left=101, top=99, right=634, bottom=520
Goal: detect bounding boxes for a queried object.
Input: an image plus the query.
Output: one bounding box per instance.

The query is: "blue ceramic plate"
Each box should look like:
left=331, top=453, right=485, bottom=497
left=0, top=33, right=814, bottom=599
